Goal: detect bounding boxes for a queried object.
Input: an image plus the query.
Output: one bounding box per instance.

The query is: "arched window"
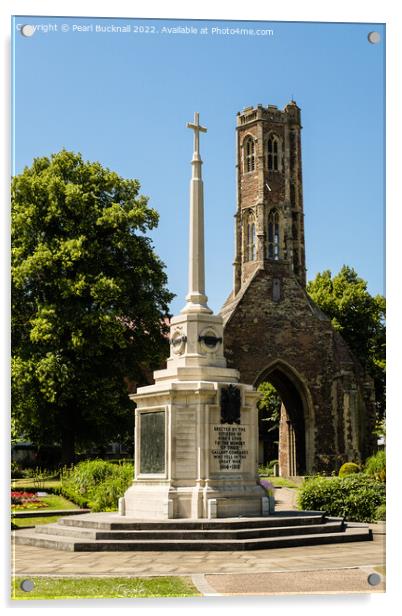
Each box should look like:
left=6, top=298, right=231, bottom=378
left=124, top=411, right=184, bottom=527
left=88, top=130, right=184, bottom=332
left=248, top=221, right=256, bottom=261
left=244, top=136, right=255, bottom=173
left=244, top=212, right=256, bottom=261
left=267, top=210, right=280, bottom=259
left=268, top=135, right=280, bottom=171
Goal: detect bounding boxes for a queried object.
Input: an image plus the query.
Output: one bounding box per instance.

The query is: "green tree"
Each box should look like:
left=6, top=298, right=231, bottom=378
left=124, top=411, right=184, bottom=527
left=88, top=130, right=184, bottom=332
left=257, top=382, right=281, bottom=431
left=307, top=266, right=385, bottom=420
left=12, top=151, right=174, bottom=465
left=257, top=382, right=281, bottom=463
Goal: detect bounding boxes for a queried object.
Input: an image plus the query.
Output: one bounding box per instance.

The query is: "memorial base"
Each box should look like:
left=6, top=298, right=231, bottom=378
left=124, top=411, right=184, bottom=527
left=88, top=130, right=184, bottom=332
left=123, top=378, right=266, bottom=520
left=123, top=479, right=267, bottom=520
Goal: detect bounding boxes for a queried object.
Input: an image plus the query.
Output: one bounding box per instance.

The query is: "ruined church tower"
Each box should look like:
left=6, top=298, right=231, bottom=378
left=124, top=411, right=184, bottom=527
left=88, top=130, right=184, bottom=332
left=222, top=102, right=377, bottom=475
left=233, top=101, right=306, bottom=294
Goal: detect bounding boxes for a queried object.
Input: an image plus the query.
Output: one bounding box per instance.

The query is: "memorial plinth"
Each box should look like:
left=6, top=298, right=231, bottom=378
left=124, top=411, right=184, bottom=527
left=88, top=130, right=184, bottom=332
left=122, top=113, right=267, bottom=519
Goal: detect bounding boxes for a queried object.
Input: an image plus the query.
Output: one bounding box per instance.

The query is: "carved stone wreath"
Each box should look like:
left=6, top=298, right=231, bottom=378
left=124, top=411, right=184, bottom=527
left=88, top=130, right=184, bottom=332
left=170, top=327, right=187, bottom=355
left=198, top=327, right=222, bottom=354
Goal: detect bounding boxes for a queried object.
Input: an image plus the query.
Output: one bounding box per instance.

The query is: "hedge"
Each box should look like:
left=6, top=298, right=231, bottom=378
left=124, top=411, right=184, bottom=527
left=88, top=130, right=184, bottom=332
left=298, top=474, right=385, bottom=522
left=60, top=460, right=134, bottom=512
left=365, top=450, right=386, bottom=482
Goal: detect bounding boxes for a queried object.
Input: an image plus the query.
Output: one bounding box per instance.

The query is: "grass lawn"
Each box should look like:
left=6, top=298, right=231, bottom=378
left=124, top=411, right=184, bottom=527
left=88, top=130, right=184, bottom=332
left=12, top=515, right=66, bottom=529
left=12, top=576, right=200, bottom=600
left=260, top=476, right=300, bottom=489
left=11, top=479, right=62, bottom=490
left=32, top=494, right=78, bottom=510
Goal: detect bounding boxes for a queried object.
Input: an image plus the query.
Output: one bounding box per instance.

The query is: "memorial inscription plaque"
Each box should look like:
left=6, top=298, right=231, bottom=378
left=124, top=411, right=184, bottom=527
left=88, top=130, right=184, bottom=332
left=210, top=424, right=250, bottom=472
left=140, top=411, right=165, bottom=474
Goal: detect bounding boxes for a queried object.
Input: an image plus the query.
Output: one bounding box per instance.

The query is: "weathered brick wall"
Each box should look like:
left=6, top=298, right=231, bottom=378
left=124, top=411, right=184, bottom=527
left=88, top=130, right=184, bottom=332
left=221, top=265, right=377, bottom=474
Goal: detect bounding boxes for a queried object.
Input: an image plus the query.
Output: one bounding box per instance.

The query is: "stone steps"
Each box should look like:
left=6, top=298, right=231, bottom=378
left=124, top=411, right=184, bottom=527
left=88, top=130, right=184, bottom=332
left=58, top=511, right=326, bottom=531
left=12, top=511, right=373, bottom=552
left=13, top=526, right=371, bottom=552
left=34, top=520, right=345, bottom=541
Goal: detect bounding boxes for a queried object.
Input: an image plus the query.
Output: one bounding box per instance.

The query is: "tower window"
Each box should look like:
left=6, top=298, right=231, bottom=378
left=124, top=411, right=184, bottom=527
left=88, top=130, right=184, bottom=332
left=244, top=137, right=255, bottom=173
left=245, top=216, right=256, bottom=261
left=267, top=210, right=280, bottom=260
left=244, top=211, right=256, bottom=262
left=268, top=135, right=280, bottom=171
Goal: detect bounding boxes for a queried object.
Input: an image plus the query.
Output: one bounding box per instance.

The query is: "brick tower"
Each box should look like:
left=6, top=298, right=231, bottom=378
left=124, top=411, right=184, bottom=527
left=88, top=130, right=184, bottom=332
left=221, top=102, right=376, bottom=475
left=233, top=101, right=306, bottom=295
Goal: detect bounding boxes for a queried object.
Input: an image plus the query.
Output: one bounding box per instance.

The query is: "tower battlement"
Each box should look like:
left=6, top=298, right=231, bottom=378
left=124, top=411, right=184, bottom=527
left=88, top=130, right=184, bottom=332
left=237, top=100, right=301, bottom=128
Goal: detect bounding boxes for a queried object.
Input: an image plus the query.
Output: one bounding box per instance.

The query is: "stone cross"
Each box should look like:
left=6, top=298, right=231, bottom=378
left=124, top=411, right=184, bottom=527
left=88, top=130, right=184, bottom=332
left=182, top=112, right=212, bottom=314
left=187, top=112, right=207, bottom=161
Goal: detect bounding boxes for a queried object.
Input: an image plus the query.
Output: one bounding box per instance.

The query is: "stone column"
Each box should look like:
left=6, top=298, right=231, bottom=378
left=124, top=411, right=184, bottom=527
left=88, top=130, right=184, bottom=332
left=182, top=112, right=212, bottom=315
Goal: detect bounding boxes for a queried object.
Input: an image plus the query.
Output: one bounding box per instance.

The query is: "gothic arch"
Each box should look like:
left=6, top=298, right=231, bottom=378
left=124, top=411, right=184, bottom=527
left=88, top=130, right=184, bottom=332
left=266, top=208, right=281, bottom=260
left=266, top=132, right=282, bottom=172
left=254, top=360, right=315, bottom=474
left=242, top=208, right=256, bottom=262
left=242, top=134, right=256, bottom=173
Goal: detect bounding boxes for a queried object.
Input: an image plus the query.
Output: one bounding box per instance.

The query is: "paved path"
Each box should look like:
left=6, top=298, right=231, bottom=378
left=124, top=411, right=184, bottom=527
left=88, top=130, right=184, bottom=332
left=273, top=486, right=299, bottom=511
left=11, top=487, right=386, bottom=596
left=203, top=567, right=385, bottom=595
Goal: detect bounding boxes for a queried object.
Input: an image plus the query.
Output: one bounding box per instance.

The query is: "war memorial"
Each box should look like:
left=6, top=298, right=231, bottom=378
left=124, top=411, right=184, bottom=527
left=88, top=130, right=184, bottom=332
left=13, top=109, right=373, bottom=551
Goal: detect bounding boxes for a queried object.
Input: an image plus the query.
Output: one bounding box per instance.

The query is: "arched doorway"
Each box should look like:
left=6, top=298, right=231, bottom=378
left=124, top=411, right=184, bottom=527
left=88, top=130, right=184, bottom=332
left=255, top=361, right=314, bottom=476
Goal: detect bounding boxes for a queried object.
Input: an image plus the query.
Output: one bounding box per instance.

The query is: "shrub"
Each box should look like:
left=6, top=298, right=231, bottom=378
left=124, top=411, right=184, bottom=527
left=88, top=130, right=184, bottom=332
left=338, top=462, right=360, bottom=478
left=90, top=472, right=132, bottom=512
left=375, top=504, right=386, bottom=521
left=365, top=450, right=386, bottom=482
left=61, top=460, right=134, bottom=511
left=258, top=465, right=272, bottom=477
left=258, top=459, right=279, bottom=477
left=297, top=474, right=385, bottom=522
left=59, top=484, right=89, bottom=509
left=62, top=460, right=116, bottom=495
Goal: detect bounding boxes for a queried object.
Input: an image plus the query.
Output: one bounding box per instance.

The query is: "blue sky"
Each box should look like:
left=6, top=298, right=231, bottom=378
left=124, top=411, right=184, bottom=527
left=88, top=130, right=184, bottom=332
left=12, top=16, right=385, bottom=314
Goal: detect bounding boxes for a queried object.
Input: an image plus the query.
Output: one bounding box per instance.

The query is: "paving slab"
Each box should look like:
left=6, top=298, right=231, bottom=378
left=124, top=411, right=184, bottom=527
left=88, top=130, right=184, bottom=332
left=12, top=529, right=384, bottom=577
left=204, top=567, right=385, bottom=595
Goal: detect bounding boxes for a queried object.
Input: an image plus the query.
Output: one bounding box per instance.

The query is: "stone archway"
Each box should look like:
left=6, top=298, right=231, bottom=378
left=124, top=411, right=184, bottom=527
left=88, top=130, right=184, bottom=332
left=255, top=360, right=315, bottom=476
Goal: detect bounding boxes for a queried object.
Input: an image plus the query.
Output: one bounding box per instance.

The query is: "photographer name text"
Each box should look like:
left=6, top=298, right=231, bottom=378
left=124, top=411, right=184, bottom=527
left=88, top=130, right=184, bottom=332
left=17, top=22, right=274, bottom=37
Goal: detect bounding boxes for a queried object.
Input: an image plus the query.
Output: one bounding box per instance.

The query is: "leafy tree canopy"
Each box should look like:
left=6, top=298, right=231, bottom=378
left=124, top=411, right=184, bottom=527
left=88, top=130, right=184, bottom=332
left=257, top=382, right=281, bottom=464
left=257, top=382, right=281, bottom=432
left=12, top=151, right=174, bottom=464
left=307, top=266, right=385, bottom=419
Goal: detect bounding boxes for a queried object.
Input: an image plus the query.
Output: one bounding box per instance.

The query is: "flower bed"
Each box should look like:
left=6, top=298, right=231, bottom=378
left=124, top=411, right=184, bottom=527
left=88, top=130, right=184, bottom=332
left=11, top=491, right=48, bottom=510
left=259, top=479, right=274, bottom=497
